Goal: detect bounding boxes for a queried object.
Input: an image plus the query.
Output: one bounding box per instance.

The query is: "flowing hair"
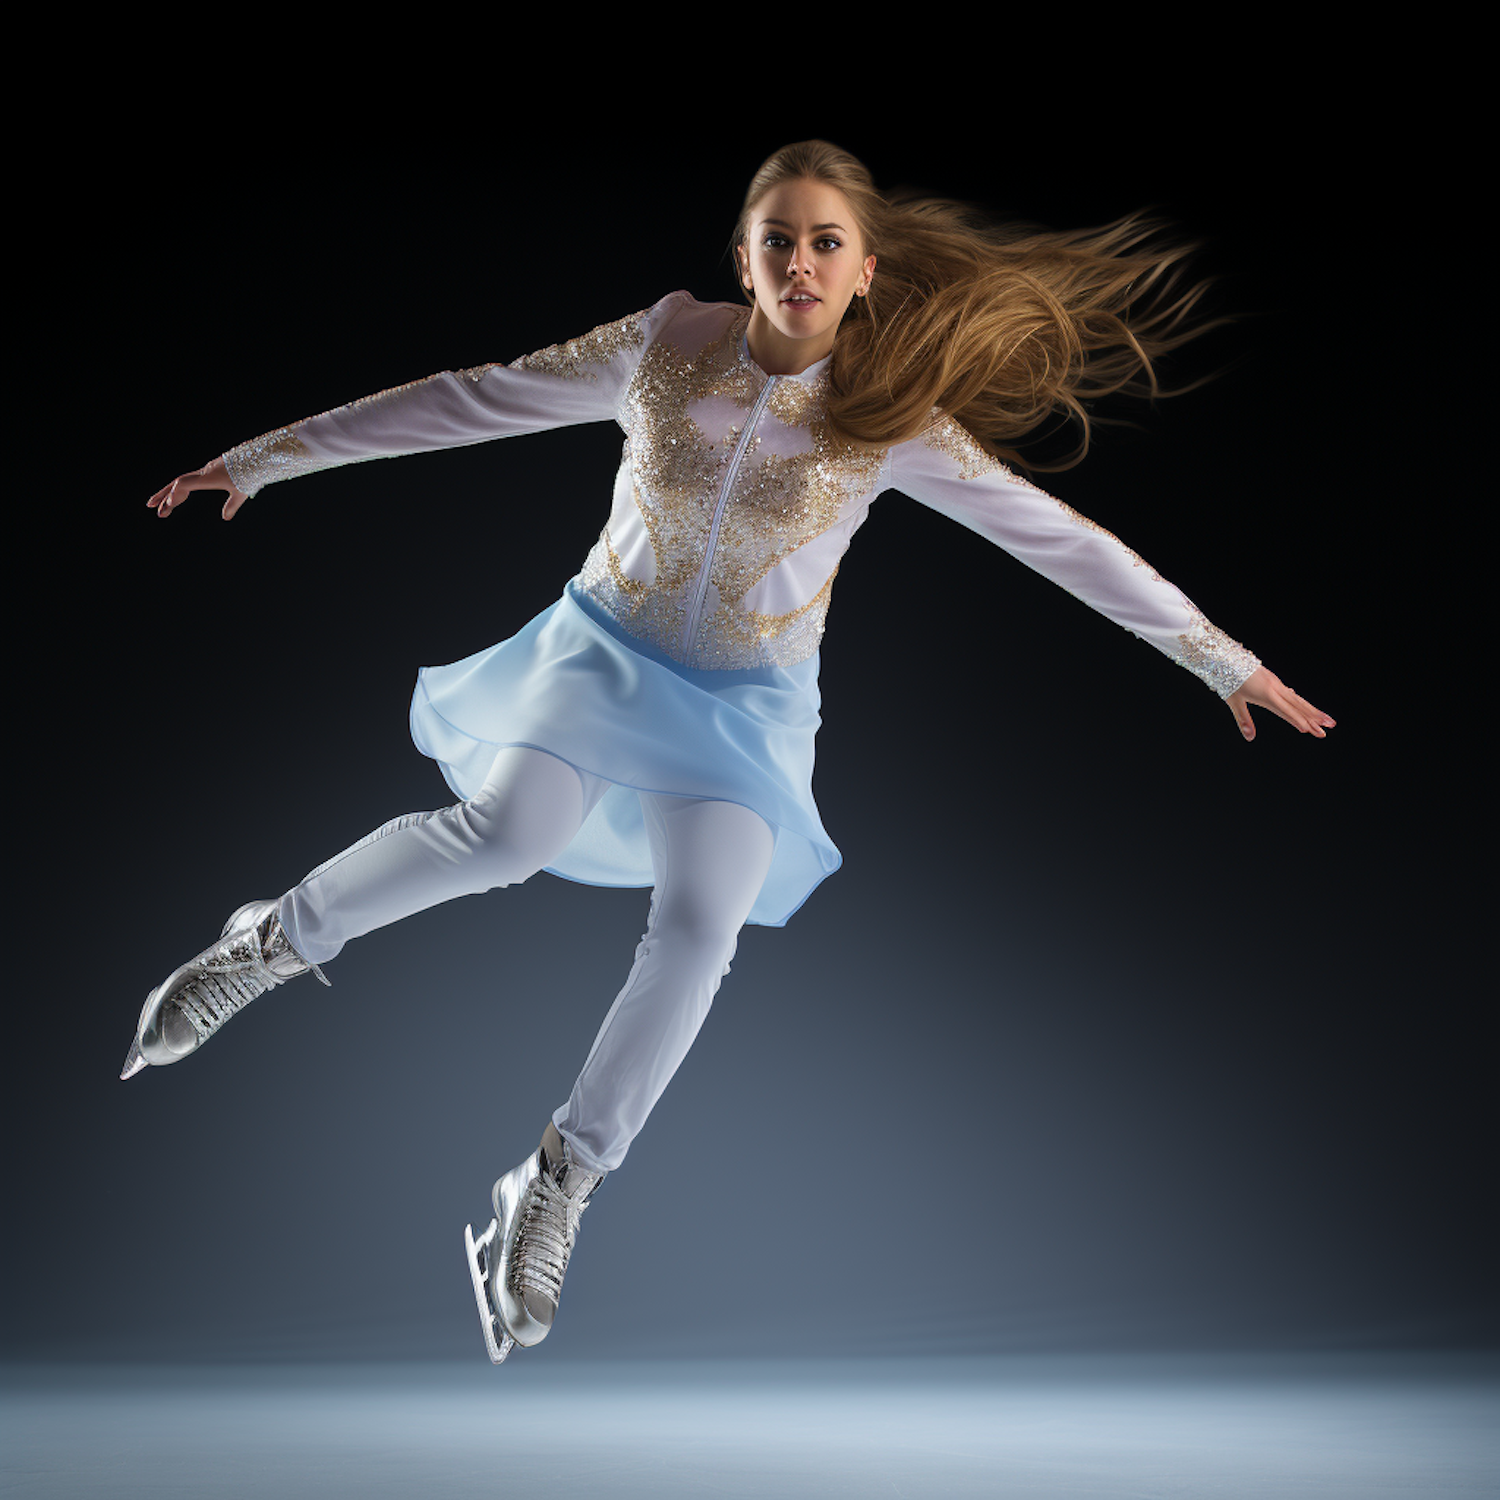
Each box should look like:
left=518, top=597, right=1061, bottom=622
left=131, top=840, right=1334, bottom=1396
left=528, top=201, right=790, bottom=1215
left=726, top=140, right=1248, bottom=473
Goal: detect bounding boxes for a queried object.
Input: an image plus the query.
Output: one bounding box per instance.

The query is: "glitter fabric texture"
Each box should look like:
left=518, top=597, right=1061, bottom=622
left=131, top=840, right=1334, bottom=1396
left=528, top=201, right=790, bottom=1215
left=221, top=427, right=323, bottom=497
left=222, top=374, right=450, bottom=497
left=1174, top=608, right=1264, bottom=698
left=506, top=311, right=647, bottom=382
left=217, top=290, right=1257, bottom=695
left=578, top=306, right=889, bottom=669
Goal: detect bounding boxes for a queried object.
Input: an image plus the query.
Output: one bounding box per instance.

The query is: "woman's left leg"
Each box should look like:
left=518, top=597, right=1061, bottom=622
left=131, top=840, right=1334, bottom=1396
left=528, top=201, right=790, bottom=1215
left=467, top=791, right=776, bottom=1362
left=551, top=793, right=777, bottom=1174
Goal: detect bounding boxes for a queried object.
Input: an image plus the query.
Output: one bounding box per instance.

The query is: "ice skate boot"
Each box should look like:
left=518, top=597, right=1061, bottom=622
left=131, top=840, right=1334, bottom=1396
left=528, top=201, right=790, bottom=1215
left=119, top=898, right=330, bottom=1079
left=464, top=1121, right=606, bottom=1364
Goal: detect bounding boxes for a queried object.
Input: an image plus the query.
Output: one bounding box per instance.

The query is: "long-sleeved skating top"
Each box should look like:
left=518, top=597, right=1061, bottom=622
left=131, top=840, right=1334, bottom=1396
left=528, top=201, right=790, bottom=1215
left=222, top=289, right=1260, bottom=695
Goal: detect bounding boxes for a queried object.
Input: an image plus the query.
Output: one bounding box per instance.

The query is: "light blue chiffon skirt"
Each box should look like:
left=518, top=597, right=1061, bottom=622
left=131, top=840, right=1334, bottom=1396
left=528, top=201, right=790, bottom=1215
left=407, top=577, right=841, bottom=927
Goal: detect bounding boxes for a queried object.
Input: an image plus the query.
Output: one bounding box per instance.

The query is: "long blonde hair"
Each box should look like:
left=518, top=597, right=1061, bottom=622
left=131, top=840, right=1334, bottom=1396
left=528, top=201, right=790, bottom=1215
left=727, top=140, right=1246, bottom=472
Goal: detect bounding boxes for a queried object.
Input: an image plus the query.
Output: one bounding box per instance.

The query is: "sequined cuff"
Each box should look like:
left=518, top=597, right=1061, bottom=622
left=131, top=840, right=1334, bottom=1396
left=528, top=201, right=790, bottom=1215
left=1171, top=608, right=1262, bottom=699
left=222, top=427, right=327, bottom=499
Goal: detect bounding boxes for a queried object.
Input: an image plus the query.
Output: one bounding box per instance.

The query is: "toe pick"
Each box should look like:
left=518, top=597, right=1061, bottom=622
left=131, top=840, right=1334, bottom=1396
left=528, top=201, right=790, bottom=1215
left=119, top=1039, right=149, bottom=1081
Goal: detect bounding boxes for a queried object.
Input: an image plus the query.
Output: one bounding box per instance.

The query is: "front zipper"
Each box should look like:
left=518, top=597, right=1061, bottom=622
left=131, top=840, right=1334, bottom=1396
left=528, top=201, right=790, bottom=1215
left=678, top=372, right=779, bottom=660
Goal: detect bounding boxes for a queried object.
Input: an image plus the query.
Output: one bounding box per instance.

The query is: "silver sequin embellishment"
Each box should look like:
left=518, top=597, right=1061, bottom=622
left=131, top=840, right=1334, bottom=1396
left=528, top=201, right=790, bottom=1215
left=1174, top=604, right=1262, bottom=698
left=222, top=427, right=322, bottom=497
left=505, top=309, right=647, bottom=382
left=221, top=372, right=449, bottom=496
left=579, top=309, right=887, bottom=669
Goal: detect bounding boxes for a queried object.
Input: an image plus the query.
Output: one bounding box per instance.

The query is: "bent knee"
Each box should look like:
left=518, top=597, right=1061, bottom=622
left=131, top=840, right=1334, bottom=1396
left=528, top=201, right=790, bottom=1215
left=430, top=796, right=558, bottom=888
left=647, top=913, right=742, bottom=980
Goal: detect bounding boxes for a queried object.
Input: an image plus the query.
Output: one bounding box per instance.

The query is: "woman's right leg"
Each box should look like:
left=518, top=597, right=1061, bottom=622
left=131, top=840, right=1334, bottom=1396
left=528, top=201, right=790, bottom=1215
left=278, top=746, right=611, bottom=967
left=124, top=744, right=609, bottom=1077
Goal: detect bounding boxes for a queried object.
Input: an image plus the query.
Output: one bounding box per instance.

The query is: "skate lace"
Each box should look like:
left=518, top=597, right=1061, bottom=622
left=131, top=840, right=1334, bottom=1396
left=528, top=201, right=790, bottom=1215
left=509, top=1174, right=589, bottom=1309
left=173, top=938, right=287, bottom=1044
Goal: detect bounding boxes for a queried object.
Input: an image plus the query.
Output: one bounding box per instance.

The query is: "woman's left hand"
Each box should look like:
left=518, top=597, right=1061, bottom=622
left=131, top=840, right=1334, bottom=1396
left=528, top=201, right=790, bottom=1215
left=1225, top=666, right=1335, bottom=742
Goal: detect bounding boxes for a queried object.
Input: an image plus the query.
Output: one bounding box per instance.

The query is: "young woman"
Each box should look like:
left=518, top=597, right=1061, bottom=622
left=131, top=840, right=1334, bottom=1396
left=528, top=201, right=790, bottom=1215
left=122, top=139, right=1335, bottom=1366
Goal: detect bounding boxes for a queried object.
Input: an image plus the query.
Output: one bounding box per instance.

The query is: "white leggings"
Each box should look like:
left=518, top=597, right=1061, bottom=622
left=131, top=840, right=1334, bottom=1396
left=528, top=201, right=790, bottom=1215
left=277, top=746, right=777, bottom=1174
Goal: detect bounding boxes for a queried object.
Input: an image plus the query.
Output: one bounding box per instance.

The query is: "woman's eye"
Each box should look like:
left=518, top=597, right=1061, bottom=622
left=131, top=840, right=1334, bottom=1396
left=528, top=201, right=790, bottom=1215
left=762, top=236, right=841, bottom=251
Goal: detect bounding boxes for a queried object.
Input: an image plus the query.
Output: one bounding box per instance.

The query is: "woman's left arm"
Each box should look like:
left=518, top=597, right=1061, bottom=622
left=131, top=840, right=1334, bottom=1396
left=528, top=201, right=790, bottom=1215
left=889, top=412, right=1335, bottom=742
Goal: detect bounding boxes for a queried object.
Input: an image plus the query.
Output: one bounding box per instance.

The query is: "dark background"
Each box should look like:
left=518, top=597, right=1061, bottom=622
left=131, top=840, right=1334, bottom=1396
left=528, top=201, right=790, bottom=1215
left=9, top=47, right=1488, bottom=1364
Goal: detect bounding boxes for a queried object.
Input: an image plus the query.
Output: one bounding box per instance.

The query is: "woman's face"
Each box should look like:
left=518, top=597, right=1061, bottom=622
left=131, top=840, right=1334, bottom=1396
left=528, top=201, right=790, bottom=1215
left=737, top=178, right=874, bottom=346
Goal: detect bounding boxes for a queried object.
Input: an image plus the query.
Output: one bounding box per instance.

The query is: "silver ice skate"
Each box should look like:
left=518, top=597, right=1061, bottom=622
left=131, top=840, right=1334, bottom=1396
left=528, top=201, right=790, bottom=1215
left=464, top=1121, right=606, bottom=1364
left=119, top=899, right=330, bottom=1079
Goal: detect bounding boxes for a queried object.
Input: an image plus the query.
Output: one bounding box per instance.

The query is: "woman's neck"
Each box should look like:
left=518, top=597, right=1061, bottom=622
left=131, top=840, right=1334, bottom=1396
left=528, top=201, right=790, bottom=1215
left=742, top=305, right=834, bottom=377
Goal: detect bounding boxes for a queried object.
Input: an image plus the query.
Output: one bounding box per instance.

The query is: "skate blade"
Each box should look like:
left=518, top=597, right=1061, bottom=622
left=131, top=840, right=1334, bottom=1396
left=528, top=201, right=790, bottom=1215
left=119, top=1037, right=148, bottom=1081
left=464, top=1220, right=516, bottom=1365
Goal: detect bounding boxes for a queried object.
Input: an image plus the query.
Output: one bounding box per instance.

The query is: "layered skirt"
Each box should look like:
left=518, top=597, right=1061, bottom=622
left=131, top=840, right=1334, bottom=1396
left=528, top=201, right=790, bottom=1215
left=407, top=578, right=841, bottom=927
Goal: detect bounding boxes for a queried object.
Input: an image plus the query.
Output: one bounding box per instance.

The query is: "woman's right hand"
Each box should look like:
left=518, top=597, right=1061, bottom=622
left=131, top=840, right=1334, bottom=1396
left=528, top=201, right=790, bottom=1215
left=147, top=457, right=251, bottom=521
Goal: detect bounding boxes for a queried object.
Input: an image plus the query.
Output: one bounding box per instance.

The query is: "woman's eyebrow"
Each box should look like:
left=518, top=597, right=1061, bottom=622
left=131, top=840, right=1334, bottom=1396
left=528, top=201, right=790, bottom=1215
left=760, top=218, right=847, bottom=232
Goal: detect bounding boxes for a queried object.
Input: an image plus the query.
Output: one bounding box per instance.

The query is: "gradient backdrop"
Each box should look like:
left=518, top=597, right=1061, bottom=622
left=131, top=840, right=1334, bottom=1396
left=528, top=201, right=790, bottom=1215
left=10, top=87, right=1491, bottom=1370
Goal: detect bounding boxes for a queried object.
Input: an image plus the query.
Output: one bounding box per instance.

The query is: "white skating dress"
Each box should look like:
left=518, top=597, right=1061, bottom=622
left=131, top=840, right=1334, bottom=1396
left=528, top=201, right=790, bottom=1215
left=222, top=290, right=1260, bottom=926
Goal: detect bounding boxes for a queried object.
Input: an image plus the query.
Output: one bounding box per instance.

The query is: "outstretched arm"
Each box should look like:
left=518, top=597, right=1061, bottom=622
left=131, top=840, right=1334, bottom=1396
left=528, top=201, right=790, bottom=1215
left=146, top=290, right=687, bottom=520
left=889, top=412, right=1335, bottom=743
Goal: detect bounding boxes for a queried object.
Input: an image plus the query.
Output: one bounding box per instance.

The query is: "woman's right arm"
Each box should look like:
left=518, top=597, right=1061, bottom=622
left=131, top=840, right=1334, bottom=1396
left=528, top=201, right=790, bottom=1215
left=148, top=290, right=687, bottom=520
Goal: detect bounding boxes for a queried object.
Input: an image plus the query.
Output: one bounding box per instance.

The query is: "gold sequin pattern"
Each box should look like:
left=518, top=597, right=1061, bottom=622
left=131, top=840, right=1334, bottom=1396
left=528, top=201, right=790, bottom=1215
left=709, top=426, right=885, bottom=607
left=222, top=426, right=322, bottom=498
left=583, top=315, right=754, bottom=658
left=766, top=376, right=824, bottom=428
left=594, top=492, right=654, bottom=603
left=220, top=372, right=450, bottom=496
left=506, top=308, right=647, bottom=382
left=918, top=412, right=1162, bottom=577
left=579, top=308, right=888, bottom=668
left=696, top=564, right=841, bottom=668
left=323, top=372, right=447, bottom=416
left=1173, top=604, right=1262, bottom=698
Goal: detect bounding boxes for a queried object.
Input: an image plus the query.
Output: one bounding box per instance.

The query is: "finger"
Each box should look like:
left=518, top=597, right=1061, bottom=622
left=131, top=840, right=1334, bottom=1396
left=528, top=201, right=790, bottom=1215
left=1274, top=687, right=1329, bottom=738
left=1279, top=700, right=1326, bottom=738
left=1290, top=692, right=1335, bottom=729
left=158, top=475, right=197, bottom=517
left=223, top=492, right=246, bottom=520
left=147, top=477, right=185, bottom=509
left=1276, top=684, right=1335, bottom=730
left=1229, top=698, right=1255, bottom=740
left=1262, top=693, right=1318, bottom=737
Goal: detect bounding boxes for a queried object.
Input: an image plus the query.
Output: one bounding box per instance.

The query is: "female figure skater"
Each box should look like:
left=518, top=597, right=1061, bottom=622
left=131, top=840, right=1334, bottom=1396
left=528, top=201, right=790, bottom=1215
left=121, top=140, right=1334, bottom=1366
